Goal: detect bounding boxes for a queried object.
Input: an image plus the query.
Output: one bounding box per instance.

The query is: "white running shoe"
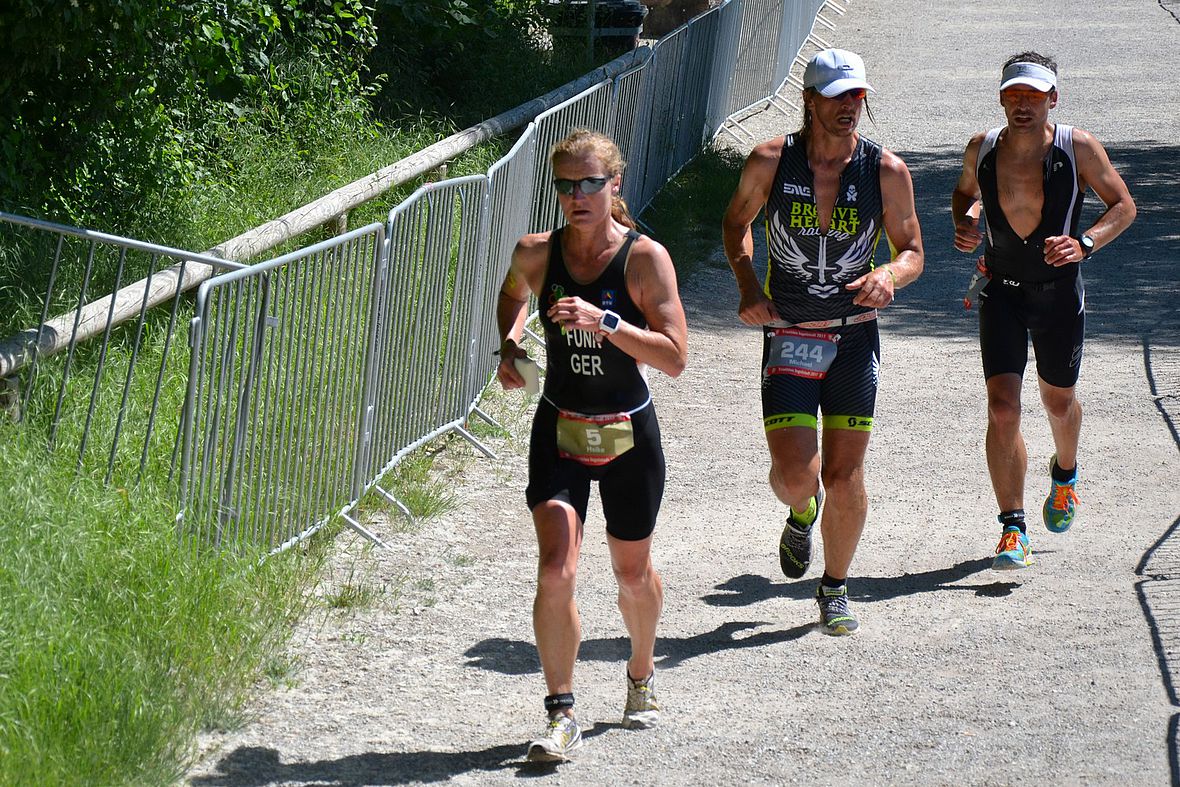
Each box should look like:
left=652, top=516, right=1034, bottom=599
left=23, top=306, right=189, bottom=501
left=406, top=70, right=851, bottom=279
left=526, top=713, right=582, bottom=762
left=622, top=670, right=660, bottom=729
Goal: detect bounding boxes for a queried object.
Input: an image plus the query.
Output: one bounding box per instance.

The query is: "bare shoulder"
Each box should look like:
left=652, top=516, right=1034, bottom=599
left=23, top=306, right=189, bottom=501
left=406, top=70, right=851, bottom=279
left=513, top=231, right=553, bottom=264
left=627, top=234, right=675, bottom=276
left=879, top=147, right=913, bottom=176
left=965, top=130, right=987, bottom=150
left=746, top=136, right=786, bottom=172
left=1069, top=127, right=1110, bottom=159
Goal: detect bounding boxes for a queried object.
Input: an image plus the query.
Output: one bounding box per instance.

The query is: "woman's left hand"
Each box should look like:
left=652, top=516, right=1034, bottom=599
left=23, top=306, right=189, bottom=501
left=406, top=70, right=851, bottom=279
left=547, top=296, right=603, bottom=334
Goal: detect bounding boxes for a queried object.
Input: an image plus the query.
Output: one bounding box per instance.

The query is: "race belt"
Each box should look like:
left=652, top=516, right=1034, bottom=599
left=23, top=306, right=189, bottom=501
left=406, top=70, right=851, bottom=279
left=767, top=309, right=878, bottom=331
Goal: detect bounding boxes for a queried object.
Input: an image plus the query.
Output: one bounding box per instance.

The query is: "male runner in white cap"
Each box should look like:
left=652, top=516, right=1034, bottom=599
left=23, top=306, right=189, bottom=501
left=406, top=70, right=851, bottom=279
left=723, top=49, right=924, bottom=635
left=951, top=51, right=1136, bottom=570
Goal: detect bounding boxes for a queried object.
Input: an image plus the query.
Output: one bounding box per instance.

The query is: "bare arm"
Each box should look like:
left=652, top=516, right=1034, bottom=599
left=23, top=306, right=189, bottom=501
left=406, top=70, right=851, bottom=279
left=951, top=134, right=986, bottom=254
left=544, top=237, right=688, bottom=377
left=722, top=139, right=781, bottom=326
left=1043, top=128, right=1137, bottom=266
left=495, top=233, right=548, bottom=389
left=846, top=149, right=924, bottom=307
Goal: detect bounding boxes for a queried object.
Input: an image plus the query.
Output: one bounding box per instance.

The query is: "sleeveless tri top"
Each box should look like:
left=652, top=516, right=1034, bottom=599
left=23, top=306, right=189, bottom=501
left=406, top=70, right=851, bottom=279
left=540, top=228, right=650, bottom=414
left=763, top=133, right=885, bottom=324
left=976, top=124, right=1085, bottom=283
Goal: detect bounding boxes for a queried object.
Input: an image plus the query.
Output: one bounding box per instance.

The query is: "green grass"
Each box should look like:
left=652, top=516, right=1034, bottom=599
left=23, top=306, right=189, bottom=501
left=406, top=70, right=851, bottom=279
left=642, top=143, right=747, bottom=281
left=115, top=118, right=514, bottom=267
left=0, top=421, right=319, bottom=785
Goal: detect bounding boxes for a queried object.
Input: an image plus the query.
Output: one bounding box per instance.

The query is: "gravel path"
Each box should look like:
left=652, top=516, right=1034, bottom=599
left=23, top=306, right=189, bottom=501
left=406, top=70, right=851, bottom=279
left=187, top=1, right=1180, bottom=784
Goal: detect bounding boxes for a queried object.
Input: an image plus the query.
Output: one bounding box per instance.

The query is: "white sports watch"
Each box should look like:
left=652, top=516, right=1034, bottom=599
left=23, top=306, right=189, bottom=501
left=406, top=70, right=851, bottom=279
left=598, top=309, right=621, bottom=335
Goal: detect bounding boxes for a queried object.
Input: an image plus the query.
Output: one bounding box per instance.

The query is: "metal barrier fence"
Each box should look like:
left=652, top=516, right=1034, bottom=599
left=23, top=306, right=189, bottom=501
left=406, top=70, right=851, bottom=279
left=0, top=0, right=843, bottom=551
left=181, top=225, right=386, bottom=550
left=362, top=176, right=493, bottom=499
left=0, top=212, right=244, bottom=485
left=175, top=0, right=846, bottom=552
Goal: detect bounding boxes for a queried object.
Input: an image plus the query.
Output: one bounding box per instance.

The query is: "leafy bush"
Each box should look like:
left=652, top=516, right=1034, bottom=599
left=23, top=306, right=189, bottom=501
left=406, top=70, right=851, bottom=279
left=369, top=0, right=586, bottom=125
left=0, top=0, right=379, bottom=234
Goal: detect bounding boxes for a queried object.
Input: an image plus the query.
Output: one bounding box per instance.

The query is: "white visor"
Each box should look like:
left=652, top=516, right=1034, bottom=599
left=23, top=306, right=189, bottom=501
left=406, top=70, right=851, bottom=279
left=1000, top=62, right=1057, bottom=92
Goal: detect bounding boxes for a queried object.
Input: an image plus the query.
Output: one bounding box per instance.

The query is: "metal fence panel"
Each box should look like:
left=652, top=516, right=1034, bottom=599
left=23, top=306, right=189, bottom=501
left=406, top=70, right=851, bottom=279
left=363, top=176, right=490, bottom=488
left=611, top=62, right=656, bottom=212
left=470, top=128, right=540, bottom=399
left=671, top=12, right=723, bottom=178
left=706, top=0, right=746, bottom=132
left=639, top=31, right=687, bottom=210
left=729, top=0, right=786, bottom=118
left=180, top=224, right=384, bottom=552
left=0, top=212, right=241, bottom=487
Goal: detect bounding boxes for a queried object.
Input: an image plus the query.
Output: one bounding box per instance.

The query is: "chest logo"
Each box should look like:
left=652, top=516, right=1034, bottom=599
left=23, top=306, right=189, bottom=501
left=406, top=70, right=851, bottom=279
left=782, top=182, right=812, bottom=197
left=846, top=184, right=858, bottom=202
left=600, top=289, right=616, bottom=308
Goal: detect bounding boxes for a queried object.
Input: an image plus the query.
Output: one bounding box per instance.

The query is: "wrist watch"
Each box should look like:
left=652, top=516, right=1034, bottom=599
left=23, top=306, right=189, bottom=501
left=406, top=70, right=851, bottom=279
left=598, top=310, right=621, bottom=335
left=1078, top=234, right=1095, bottom=259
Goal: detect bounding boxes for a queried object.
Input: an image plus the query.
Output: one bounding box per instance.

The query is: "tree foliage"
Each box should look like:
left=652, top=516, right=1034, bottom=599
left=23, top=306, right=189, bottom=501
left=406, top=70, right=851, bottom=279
left=369, top=0, right=568, bottom=125
left=0, top=1, right=379, bottom=230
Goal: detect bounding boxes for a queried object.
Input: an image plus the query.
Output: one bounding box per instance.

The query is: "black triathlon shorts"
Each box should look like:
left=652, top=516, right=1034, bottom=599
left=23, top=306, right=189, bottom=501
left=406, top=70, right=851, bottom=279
left=760, top=319, right=880, bottom=433
left=526, top=397, right=665, bottom=541
left=978, top=273, right=1085, bottom=388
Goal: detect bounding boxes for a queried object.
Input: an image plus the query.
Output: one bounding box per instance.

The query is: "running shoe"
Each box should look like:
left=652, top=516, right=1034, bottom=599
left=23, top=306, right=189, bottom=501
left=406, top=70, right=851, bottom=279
left=622, top=670, right=660, bottom=729
left=1042, top=455, right=1079, bottom=533
left=815, top=583, right=859, bottom=636
left=779, top=488, right=823, bottom=579
left=992, top=525, right=1033, bottom=570
left=527, top=713, right=582, bottom=762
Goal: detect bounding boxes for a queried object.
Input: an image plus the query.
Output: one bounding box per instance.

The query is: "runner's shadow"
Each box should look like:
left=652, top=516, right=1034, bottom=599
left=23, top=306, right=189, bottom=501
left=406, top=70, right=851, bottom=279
left=701, top=556, right=1003, bottom=608
left=465, top=620, right=814, bottom=675
left=192, top=725, right=618, bottom=786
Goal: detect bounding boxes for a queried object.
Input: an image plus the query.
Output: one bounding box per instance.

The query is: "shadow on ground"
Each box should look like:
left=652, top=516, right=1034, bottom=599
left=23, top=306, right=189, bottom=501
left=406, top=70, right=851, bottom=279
left=190, top=723, right=621, bottom=786
left=464, top=619, right=814, bottom=676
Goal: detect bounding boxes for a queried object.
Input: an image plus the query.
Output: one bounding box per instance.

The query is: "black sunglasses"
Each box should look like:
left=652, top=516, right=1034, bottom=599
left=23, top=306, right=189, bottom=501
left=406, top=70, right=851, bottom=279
left=553, top=176, right=609, bottom=196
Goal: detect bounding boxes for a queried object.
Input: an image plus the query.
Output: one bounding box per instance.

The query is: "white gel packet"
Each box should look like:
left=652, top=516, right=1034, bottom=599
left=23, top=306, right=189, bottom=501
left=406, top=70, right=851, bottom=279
left=513, top=356, right=540, bottom=395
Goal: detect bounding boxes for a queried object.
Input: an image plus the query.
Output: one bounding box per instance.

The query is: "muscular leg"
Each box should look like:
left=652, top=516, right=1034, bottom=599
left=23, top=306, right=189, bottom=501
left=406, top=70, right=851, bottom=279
left=818, top=427, right=872, bottom=581
left=608, top=534, right=663, bottom=681
left=766, top=426, right=821, bottom=514
left=532, top=500, right=583, bottom=697
left=986, top=373, right=1026, bottom=511
left=1038, top=378, right=1082, bottom=471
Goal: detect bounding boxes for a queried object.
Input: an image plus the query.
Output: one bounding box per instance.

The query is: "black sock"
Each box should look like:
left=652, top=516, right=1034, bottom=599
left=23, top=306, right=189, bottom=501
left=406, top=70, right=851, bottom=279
left=820, top=572, right=845, bottom=589
left=998, top=509, right=1026, bottom=534
left=1051, top=460, right=1076, bottom=483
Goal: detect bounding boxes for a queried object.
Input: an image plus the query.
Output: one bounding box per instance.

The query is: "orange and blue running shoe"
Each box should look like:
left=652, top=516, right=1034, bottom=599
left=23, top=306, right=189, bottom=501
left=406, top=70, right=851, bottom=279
left=1043, top=455, right=1079, bottom=533
left=992, top=525, right=1033, bottom=571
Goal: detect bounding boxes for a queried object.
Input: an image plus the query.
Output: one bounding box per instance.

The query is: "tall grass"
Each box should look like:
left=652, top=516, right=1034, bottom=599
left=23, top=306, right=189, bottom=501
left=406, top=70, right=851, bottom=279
left=642, top=143, right=747, bottom=280
left=0, top=421, right=319, bottom=784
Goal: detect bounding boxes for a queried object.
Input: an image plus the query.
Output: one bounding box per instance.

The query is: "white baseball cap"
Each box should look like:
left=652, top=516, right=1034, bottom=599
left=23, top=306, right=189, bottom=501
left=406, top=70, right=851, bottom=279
left=999, top=61, right=1057, bottom=92
left=803, top=49, right=875, bottom=97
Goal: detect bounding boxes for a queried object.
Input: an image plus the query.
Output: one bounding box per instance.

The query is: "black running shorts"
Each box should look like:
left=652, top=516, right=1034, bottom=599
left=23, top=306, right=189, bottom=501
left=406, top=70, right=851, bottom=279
left=526, top=398, right=665, bottom=541
left=978, top=273, right=1085, bottom=388
left=760, top=320, right=880, bottom=433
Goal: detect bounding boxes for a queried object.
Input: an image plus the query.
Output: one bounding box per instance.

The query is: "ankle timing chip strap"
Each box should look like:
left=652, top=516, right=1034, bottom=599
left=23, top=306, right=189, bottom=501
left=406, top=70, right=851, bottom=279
left=544, top=693, right=575, bottom=714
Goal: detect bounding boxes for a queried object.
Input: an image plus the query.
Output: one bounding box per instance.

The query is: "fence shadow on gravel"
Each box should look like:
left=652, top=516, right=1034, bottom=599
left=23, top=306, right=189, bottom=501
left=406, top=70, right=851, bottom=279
left=1136, top=336, right=1180, bottom=784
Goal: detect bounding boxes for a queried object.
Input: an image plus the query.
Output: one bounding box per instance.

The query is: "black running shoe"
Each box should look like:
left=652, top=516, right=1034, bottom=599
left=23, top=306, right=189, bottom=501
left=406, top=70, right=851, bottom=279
left=815, top=583, right=859, bottom=636
left=778, top=489, right=822, bottom=578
